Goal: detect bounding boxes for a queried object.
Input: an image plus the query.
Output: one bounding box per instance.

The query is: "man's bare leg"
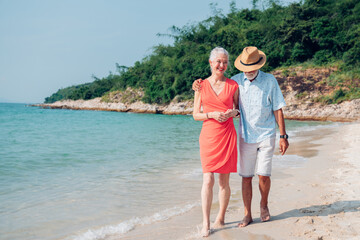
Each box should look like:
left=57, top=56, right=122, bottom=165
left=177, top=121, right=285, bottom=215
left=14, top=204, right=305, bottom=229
left=238, top=177, right=253, bottom=227
left=214, top=173, right=230, bottom=228
left=201, top=173, right=214, bottom=237
left=259, top=175, right=271, bottom=222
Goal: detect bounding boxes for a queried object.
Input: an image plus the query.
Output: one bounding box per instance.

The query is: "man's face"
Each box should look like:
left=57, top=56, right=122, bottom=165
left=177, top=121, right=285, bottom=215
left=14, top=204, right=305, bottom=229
left=244, top=70, right=258, bottom=80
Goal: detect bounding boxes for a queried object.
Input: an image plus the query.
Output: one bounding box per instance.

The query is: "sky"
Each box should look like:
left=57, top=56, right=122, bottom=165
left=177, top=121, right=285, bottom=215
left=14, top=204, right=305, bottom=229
left=0, top=0, right=298, bottom=103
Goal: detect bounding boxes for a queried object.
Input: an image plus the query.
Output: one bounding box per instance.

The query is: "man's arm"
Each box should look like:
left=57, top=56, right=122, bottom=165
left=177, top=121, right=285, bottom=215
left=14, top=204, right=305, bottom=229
left=224, top=88, right=240, bottom=119
left=274, top=108, right=289, bottom=155
left=233, top=88, right=239, bottom=111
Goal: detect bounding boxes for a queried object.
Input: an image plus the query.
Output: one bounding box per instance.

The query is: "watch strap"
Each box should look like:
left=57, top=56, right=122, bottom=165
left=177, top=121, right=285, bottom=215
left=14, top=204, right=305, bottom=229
left=280, top=134, right=289, bottom=139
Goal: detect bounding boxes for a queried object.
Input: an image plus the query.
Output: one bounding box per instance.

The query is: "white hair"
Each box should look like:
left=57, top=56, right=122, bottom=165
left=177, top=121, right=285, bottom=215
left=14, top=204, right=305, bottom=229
left=209, top=47, right=229, bottom=61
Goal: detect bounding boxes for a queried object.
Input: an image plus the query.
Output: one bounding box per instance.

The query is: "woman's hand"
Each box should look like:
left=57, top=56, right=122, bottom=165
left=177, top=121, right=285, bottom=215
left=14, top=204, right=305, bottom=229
left=209, top=111, right=228, bottom=123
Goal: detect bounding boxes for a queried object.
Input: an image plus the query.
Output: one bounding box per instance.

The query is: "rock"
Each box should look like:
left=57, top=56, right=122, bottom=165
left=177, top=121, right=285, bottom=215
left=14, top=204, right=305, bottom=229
left=162, top=100, right=193, bottom=115
left=283, top=99, right=360, bottom=122
left=127, top=101, right=158, bottom=114
left=34, top=97, right=360, bottom=122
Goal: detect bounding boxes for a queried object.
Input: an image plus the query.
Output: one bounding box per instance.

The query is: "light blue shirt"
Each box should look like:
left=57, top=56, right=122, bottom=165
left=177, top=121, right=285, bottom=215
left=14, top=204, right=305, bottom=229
left=231, top=70, right=286, bottom=143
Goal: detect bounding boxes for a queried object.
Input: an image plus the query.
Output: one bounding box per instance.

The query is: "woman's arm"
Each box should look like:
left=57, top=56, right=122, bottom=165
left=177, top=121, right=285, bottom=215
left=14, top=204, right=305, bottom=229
left=193, top=91, right=208, bottom=121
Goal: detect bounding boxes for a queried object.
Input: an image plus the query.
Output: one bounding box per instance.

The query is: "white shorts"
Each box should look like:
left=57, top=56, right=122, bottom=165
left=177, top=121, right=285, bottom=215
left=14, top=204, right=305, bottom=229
left=238, top=136, right=276, bottom=177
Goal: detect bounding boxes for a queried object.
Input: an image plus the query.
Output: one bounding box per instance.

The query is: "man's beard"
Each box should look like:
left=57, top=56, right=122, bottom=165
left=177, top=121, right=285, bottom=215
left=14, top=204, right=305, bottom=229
left=244, top=71, right=258, bottom=80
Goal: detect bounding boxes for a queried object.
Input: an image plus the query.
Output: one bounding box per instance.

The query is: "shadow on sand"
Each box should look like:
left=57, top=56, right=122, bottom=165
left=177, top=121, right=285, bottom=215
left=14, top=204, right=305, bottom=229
left=210, top=200, right=360, bottom=239
left=272, top=200, right=360, bottom=221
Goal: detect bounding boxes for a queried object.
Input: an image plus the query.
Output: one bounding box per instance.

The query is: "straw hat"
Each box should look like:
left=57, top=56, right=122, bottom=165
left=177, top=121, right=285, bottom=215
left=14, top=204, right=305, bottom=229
left=234, top=46, right=266, bottom=72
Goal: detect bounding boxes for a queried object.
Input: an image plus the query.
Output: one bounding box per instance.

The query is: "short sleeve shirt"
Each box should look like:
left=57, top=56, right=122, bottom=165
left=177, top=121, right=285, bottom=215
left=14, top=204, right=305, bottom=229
left=231, top=70, right=286, bottom=143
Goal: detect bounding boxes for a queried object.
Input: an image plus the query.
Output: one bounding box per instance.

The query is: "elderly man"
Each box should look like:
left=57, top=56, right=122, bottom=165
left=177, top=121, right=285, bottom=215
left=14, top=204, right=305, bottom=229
left=193, top=46, right=289, bottom=227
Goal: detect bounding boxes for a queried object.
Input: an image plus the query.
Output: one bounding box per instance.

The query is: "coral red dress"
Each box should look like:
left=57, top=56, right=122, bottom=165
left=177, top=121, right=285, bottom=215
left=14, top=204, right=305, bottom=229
left=199, top=78, right=238, bottom=173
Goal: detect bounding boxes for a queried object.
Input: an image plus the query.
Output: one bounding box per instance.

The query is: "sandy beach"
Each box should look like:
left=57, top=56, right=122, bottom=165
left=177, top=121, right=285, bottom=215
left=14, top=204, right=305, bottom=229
left=119, top=122, right=360, bottom=240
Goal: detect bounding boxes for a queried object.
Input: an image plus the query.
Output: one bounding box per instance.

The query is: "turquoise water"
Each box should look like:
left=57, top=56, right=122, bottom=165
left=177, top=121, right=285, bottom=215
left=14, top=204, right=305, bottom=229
left=0, top=103, right=333, bottom=240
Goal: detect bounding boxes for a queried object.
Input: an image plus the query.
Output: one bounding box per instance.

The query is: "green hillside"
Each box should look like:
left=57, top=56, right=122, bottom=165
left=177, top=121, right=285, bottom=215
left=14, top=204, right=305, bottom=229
left=45, top=0, right=360, bottom=104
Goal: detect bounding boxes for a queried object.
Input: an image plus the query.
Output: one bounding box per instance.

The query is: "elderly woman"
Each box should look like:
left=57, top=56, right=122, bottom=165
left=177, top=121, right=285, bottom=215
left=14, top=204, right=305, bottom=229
left=193, top=47, right=239, bottom=237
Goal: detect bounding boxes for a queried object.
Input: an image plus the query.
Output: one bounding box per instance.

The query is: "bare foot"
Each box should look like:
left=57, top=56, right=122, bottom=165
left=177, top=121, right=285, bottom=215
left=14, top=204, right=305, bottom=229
left=201, top=227, right=210, bottom=237
left=260, top=206, right=271, bottom=222
left=238, top=215, right=253, bottom=227
left=213, top=219, right=225, bottom=229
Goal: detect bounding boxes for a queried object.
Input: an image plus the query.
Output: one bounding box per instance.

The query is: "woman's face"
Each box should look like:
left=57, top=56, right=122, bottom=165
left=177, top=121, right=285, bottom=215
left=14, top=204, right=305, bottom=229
left=209, top=53, right=228, bottom=75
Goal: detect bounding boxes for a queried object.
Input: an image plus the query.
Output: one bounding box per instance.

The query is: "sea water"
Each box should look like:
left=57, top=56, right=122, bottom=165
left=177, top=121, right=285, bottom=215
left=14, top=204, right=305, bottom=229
left=0, top=103, right=333, bottom=240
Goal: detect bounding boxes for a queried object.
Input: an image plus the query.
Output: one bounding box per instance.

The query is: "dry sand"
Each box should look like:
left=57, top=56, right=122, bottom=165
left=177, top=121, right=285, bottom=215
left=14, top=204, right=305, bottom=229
left=120, top=122, right=360, bottom=240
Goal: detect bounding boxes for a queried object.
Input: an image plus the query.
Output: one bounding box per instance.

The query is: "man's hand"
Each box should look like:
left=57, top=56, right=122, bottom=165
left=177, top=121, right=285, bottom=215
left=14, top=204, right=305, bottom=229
left=274, top=108, right=288, bottom=155
left=192, top=78, right=203, bottom=91
left=224, top=109, right=237, bottom=118
left=210, top=112, right=228, bottom=123
left=279, top=138, right=289, bottom=155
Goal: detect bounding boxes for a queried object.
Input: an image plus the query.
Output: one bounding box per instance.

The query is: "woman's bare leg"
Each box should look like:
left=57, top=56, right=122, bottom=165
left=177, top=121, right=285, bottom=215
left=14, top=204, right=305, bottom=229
left=214, top=173, right=230, bottom=228
left=201, top=172, right=214, bottom=237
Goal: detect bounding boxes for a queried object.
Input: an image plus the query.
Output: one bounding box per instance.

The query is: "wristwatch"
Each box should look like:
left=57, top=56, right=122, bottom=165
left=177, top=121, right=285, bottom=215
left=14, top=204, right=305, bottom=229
left=280, top=134, right=289, bottom=139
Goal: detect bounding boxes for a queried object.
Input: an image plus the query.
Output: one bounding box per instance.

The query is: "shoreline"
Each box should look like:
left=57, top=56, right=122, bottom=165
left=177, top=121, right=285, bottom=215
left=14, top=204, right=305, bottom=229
left=32, top=98, right=360, bottom=122
left=114, top=122, right=360, bottom=239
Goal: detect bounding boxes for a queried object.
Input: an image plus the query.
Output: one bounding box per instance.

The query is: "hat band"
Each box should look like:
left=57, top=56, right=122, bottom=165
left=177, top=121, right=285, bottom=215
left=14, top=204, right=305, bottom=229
left=240, top=57, right=263, bottom=66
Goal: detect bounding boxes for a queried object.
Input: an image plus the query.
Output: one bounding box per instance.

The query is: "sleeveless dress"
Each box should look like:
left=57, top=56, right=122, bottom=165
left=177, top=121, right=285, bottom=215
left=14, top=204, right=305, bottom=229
left=199, top=78, right=238, bottom=173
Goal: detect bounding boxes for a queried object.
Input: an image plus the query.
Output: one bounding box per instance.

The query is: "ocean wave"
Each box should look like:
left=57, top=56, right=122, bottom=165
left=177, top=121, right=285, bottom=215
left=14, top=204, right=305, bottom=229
left=179, top=168, right=203, bottom=179
left=69, top=202, right=200, bottom=240
left=284, top=122, right=341, bottom=142
left=273, top=154, right=308, bottom=169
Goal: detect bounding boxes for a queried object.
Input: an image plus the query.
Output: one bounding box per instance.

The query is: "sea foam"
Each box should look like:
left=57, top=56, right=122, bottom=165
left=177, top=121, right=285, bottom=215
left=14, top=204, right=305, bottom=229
left=273, top=154, right=308, bottom=169
left=284, top=121, right=340, bottom=142
left=70, top=202, right=199, bottom=240
left=180, top=168, right=203, bottom=179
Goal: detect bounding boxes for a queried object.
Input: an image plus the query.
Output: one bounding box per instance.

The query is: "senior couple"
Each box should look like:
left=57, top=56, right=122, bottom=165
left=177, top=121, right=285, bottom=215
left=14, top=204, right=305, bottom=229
left=193, top=46, right=289, bottom=237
